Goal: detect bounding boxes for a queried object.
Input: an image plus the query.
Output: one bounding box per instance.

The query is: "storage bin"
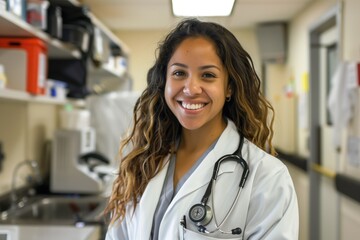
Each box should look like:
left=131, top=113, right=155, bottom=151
left=26, top=0, right=50, bottom=30
left=6, top=0, right=27, bottom=20
left=60, top=108, right=91, bottom=130
left=62, top=24, right=90, bottom=53
left=0, top=38, right=47, bottom=95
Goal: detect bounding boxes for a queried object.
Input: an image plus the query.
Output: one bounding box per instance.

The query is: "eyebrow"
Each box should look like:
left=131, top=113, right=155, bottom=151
left=170, top=63, right=221, bottom=71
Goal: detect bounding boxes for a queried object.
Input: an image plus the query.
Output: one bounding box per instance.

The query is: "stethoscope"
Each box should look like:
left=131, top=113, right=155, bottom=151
left=187, top=135, right=249, bottom=235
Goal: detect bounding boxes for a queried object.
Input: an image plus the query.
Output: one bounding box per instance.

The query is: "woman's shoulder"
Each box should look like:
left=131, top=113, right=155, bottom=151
left=244, top=139, right=290, bottom=179
left=244, top=139, right=297, bottom=209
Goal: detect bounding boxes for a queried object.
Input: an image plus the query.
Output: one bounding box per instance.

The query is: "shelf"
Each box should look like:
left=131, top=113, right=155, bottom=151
left=89, top=64, right=126, bottom=80
left=48, top=0, right=130, bottom=56
left=0, top=9, right=81, bottom=59
left=0, top=1, right=130, bottom=103
left=0, top=88, right=66, bottom=105
left=87, top=12, right=130, bottom=56
left=49, top=0, right=81, bottom=7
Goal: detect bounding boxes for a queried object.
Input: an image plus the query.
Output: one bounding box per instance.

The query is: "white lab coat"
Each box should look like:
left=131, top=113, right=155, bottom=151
left=106, top=121, right=299, bottom=240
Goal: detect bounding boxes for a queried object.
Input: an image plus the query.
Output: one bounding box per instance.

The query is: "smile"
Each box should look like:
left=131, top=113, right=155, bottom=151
left=181, top=102, right=206, bottom=110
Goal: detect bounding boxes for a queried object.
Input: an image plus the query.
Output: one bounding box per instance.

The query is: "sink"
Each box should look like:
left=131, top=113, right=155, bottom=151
left=0, top=195, right=107, bottom=226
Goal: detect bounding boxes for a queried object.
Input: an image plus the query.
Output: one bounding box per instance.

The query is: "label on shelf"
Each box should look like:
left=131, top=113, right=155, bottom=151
left=0, top=64, right=7, bottom=88
left=38, top=52, right=46, bottom=89
left=0, top=49, right=27, bottom=91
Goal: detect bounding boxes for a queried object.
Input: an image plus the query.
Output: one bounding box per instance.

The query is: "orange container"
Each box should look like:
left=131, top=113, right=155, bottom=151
left=0, top=38, right=47, bottom=95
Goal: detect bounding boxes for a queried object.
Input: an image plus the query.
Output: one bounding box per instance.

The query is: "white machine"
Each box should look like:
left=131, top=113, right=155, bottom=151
left=50, top=128, right=110, bottom=194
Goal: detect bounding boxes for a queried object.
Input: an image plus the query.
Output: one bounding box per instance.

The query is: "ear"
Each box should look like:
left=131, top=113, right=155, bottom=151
left=226, top=85, right=232, bottom=99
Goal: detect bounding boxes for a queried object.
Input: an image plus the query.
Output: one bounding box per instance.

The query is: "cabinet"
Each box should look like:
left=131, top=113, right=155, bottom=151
left=0, top=0, right=129, bottom=196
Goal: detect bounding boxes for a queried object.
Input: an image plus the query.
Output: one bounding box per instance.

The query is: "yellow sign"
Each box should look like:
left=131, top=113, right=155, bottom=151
left=301, top=72, right=309, bottom=93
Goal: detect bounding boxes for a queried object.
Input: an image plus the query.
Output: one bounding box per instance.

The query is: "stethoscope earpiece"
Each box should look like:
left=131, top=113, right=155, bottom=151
left=231, top=227, right=242, bottom=235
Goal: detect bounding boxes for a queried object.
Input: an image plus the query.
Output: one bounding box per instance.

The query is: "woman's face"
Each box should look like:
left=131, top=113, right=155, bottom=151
left=165, top=37, right=231, bottom=131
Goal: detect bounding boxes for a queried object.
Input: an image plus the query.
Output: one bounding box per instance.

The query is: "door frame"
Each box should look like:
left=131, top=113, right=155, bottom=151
left=308, top=4, right=342, bottom=240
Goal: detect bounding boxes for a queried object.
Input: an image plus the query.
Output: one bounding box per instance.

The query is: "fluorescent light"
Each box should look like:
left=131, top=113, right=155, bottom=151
left=172, top=0, right=235, bottom=17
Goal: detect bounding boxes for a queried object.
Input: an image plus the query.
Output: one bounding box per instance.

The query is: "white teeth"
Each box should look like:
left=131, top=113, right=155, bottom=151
left=182, top=102, right=205, bottom=110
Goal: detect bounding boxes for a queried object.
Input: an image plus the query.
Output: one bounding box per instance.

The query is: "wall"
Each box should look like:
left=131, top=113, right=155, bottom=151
left=0, top=101, right=27, bottom=194
left=342, top=0, right=360, bottom=178
left=339, top=0, right=360, bottom=239
left=114, top=30, right=168, bottom=92
left=0, top=102, right=58, bottom=195
left=288, top=0, right=337, bottom=156
left=266, top=64, right=296, bottom=152
left=232, top=28, right=262, bottom=77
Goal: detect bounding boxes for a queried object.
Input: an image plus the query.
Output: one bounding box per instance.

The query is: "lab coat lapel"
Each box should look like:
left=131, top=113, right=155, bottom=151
left=137, top=157, right=170, bottom=240
left=170, top=121, right=240, bottom=206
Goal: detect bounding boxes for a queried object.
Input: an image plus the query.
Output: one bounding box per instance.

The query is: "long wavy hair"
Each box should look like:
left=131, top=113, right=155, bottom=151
left=105, top=18, right=275, bottom=223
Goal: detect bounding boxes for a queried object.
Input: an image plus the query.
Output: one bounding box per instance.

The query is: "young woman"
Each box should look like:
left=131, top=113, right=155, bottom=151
left=105, top=18, right=299, bottom=240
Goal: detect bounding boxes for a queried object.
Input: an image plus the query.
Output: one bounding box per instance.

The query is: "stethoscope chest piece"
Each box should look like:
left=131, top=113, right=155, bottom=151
left=189, top=203, right=213, bottom=226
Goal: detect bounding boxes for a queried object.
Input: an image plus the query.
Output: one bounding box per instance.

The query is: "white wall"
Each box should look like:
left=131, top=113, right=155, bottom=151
left=115, top=30, right=168, bottom=92
left=266, top=64, right=296, bottom=152
left=231, top=28, right=262, bottom=77
left=288, top=0, right=337, bottom=156
left=0, top=102, right=58, bottom=195
left=339, top=0, right=360, bottom=239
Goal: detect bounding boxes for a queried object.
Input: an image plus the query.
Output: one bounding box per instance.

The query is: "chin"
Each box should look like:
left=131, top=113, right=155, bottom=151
left=178, top=119, right=205, bottom=131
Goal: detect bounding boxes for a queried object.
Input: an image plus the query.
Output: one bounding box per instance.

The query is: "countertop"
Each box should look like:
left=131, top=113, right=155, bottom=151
left=0, top=224, right=101, bottom=240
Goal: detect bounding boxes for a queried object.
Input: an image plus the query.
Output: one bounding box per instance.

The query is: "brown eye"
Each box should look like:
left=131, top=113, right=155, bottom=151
left=173, top=70, right=186, bottom=77
left=202, top=72, right=216, bottom=79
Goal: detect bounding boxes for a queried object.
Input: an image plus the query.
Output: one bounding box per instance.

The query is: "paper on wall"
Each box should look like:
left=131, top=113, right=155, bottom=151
left=327, top=61, right=358, bottom=148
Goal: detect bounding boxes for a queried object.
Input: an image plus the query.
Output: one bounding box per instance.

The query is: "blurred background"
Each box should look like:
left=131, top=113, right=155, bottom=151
left=0, top=0, right=359, bottom=239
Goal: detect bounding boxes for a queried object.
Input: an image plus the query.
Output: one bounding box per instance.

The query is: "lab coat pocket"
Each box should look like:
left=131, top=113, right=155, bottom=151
left=178, top=224, right=243, bottom=240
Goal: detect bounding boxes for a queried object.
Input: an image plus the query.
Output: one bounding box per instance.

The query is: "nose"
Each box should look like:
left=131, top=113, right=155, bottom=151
left=183, top=76, right=202, bottom=96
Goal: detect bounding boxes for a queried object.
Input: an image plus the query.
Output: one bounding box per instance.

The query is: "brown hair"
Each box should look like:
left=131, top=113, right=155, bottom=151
left=104, top=18, right=275, bottom=224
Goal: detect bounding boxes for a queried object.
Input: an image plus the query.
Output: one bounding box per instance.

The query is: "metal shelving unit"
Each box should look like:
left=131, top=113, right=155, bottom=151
left=0, top=9, right=81, bottom=59
left=0, top=1, right=129, bottom=103
left=0, top=88, right=65, bottom=104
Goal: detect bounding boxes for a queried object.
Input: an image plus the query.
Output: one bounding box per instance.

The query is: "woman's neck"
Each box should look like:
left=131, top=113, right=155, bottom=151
left=179, top=118, right=227, bottom=153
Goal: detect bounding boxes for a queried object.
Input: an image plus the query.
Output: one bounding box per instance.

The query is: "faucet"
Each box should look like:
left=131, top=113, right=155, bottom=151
left=10, top=160, right=42, bottom=209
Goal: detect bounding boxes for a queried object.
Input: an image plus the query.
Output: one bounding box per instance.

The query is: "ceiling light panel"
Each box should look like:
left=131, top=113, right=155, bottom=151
left=172, top=0, right=235, bottom=17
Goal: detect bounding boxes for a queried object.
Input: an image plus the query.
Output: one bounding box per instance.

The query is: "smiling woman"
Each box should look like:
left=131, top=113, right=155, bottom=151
left=165, top=37, right=230, bottom=133
left=105, top=18, right=299, bottom=240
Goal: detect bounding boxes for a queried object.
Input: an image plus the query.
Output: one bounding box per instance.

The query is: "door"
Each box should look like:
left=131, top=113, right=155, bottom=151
left=318, top=25, right=340, bottom=240
left=308, top=6, right=340, bottom=240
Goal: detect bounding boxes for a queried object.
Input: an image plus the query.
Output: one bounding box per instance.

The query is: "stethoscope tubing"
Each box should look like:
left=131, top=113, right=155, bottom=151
left=208, top=171, right=244, bottom=234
